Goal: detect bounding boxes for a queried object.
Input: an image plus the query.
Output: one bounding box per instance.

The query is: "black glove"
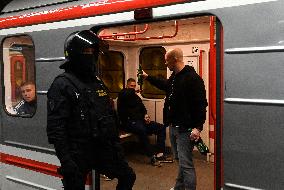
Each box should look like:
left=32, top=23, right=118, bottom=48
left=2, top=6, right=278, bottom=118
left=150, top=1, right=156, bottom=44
left=57, top=159, right=84, bottom=190
left=60, top=159, right=80, bottom=176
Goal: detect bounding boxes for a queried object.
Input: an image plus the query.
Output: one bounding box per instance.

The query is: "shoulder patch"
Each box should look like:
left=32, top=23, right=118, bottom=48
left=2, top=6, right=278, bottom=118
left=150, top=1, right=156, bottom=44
left=74, top=91, right=80, bottom=99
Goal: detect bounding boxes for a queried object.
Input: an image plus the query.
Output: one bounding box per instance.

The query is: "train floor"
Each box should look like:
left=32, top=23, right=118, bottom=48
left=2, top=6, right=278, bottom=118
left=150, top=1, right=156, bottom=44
left=99, top=142, right=214, bottom=190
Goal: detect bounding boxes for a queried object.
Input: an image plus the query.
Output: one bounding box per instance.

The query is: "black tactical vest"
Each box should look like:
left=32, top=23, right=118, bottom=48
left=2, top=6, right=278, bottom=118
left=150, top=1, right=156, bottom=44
left=57, top=73, right=118, bottom=142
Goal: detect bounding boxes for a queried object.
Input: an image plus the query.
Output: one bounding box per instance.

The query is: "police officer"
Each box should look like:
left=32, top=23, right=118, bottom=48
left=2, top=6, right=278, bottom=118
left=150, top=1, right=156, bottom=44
left=46, top=30, right=136, bottom=190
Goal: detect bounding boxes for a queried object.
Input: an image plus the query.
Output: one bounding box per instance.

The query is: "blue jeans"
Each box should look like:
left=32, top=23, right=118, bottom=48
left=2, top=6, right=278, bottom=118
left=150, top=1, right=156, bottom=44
left=124, top=119, right=166, bottom=156
left=170, top=126, right=196, bottom=190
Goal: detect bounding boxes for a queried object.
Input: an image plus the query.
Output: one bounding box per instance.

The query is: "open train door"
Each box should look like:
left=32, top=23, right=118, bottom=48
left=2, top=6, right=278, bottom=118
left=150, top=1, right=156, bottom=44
left=98, top=14, right=221, bottom=189
left=220, top=1, right=284, bottom=189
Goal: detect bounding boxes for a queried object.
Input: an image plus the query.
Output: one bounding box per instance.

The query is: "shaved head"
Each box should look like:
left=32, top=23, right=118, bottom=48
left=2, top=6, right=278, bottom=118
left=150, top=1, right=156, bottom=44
left=165, top=48, right=184, bottom=73
left=166, top=48, right=183, bottom=62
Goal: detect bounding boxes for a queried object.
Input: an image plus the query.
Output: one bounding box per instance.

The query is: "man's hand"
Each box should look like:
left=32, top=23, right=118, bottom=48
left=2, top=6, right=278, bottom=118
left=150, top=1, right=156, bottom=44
left=140, top=70, right=148, bottom=80
left=135, top=89, right=143, bottom=93
left=189, top=128, right=201, bottom=141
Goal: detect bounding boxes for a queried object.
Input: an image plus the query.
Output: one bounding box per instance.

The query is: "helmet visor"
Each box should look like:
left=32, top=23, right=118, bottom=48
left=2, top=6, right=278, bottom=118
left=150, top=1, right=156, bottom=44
left=74, top=30, right=109, bottom=54
left=60, top=30, right=109, bottom=69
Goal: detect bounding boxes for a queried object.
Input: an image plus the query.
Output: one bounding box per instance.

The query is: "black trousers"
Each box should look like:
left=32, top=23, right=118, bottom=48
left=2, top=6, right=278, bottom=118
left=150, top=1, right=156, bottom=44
left=61, top=140, right=136, bottom=190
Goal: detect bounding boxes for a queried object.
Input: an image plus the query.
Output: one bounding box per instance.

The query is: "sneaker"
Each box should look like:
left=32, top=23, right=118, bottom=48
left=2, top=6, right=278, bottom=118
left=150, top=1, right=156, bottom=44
left=150, top=156, right=162, bottom=167
left=156, top=155, right=174, bottom=163
left=170, top=188, right=174, bottom=190
left=101, top=175, right=112, bottom=181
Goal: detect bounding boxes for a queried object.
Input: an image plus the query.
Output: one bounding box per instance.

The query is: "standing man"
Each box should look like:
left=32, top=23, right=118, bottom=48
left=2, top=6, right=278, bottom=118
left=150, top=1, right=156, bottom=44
left=117, top=78, right=172, bottom=166
left=141, top=48, right=208, bottom=190
left=14, top=81, right=36, bottom=116
left=46, top=30, right=135, bottom=190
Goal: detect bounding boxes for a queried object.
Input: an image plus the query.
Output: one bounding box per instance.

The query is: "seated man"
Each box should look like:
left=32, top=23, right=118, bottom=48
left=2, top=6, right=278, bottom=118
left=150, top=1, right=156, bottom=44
left=117, top=78, right=172, bottom=166
left=14, top=81, right=36, bottom=116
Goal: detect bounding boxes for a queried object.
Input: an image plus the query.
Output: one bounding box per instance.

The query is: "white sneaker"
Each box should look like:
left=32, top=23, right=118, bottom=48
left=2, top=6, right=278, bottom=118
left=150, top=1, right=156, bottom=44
left=101, top=174, right=112, bottom=181
left=170, top=188, right=174, bottom=190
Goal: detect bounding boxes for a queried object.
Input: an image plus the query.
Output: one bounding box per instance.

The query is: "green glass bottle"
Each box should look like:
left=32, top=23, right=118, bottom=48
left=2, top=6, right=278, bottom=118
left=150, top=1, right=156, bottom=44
left=137, top=64, right=143, bottom=88
left=188, top=128, right=209, bottom=156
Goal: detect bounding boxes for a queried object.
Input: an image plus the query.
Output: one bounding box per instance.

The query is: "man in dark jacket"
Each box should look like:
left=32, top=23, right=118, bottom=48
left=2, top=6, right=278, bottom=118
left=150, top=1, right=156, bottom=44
left=46, top=30, right=135, bottom=190
left=117, top=78, right=171, bottom=166
left=14, top=81, right=36, bottom=116
left=141, top=48, right=208, bottom=190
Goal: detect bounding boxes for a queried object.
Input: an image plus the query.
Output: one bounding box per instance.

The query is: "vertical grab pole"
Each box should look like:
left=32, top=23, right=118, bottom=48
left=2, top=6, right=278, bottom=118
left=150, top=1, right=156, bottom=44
left=92, top=170, right=100, bottom=190
left=199, top=50, right=204, bottom=78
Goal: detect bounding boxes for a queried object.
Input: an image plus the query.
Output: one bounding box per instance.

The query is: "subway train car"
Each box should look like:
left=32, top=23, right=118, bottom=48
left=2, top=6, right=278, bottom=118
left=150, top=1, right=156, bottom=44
left=1, top=0, right=284, bottom=189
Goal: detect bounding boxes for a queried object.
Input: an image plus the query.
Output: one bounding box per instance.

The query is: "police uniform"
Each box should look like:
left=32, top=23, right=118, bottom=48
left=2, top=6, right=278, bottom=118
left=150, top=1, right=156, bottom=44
left=46, top=30, right=135, bottom=190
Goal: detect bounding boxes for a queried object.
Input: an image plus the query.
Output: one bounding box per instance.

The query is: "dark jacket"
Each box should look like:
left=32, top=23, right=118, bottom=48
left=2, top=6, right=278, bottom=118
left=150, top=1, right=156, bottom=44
left=46, top=72, right=118, bottom=162
left=146, top=65, right=208, bottom=131
left=117, top=88, right=147, bottom=124
left=14, top=100, right=36, bottom=116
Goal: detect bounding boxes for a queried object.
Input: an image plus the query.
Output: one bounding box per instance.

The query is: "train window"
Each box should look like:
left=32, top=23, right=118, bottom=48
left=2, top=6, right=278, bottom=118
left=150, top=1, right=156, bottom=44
left=98, top=51, right=124, bottom=98
left=140, top=46, right=166, bottom=99
left=2, top=35, right=36, bottom=117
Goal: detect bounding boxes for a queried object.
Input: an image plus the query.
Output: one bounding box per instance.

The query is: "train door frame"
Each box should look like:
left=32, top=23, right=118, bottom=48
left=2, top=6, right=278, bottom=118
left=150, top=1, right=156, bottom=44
left=204, top=15, right=223, bottom=190
left=95, top=14, right=224, bottom=190
left=215, top=17, right=223, bottom=190
left=0, top=39, right=3, bottom=189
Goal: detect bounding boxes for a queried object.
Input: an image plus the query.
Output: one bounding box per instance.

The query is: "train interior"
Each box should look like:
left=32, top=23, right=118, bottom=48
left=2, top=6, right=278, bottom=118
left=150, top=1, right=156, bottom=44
left=97, top=16, right=215, bottom=157
left=96, top=16, right=216, bottom=189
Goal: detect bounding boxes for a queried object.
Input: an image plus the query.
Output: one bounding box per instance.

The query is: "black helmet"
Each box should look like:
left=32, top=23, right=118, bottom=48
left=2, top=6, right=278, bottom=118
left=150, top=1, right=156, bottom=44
left=60, top=30, right=109, bottom=69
